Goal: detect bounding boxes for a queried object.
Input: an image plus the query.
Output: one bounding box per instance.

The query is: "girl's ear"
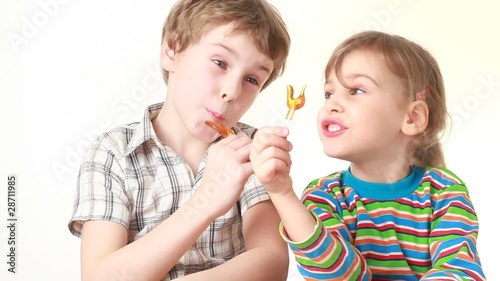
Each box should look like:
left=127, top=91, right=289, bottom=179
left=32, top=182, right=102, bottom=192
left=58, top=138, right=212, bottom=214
left=401, top=100, right=429, bottom=136
left=160, top=40, right=176, bottom=72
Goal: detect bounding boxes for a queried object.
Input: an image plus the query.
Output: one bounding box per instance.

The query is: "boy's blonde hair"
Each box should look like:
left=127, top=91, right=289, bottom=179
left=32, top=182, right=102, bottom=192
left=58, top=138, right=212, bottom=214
left=325, top=31, right=447, bottom=167
left=161, top=0, right=290, bottom=90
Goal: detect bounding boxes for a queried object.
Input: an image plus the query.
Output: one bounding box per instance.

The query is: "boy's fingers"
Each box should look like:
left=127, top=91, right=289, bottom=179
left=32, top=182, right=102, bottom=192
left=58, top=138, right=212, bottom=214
left=225, top=134, right=251, bottom=149
left=240, top=162, right=253, bottom=177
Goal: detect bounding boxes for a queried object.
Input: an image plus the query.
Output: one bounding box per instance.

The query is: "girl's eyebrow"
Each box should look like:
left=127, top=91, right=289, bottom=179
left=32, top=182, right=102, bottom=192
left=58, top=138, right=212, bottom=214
left=344, top=73, right=379, bottom=86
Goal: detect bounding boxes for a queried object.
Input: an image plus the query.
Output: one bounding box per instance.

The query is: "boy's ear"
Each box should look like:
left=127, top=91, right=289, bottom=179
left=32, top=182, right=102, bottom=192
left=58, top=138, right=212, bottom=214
left=160, top=41, right=176, bottom=72
left=401, top=101, right=429, bottom=136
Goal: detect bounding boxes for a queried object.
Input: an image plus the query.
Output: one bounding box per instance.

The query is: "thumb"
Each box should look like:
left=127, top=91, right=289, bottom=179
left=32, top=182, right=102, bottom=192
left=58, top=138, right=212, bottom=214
left=258, top=126, right=289, bottom=138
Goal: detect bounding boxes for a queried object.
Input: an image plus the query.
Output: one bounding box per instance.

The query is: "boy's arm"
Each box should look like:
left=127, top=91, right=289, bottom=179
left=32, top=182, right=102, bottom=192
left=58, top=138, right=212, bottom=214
left=80, top=190, right=222, bottom=281
left=73, top=139, right=224, bottom=281
left=175, top=200, right=289, bottom=281
left=420, top=184, right=486, bottom=281
left=78, top=133, right=270, bottom=280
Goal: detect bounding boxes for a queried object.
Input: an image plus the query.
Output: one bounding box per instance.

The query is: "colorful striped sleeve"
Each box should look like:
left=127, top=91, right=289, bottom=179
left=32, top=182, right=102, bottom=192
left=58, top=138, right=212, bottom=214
left=421, top=175, right=486, bottom=280
left=282, top=167, right=486, bottom=280
left=280, top=186, right=371, bottom=280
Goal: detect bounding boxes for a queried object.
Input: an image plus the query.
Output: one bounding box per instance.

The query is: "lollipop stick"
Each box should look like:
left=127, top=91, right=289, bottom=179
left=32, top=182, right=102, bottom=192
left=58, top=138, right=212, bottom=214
left=285, top=107, right=296, bottom=120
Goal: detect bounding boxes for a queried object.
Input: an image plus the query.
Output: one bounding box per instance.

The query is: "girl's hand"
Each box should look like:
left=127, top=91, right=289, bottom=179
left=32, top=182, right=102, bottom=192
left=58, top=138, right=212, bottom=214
left=250, top=126, right=294, bottom=195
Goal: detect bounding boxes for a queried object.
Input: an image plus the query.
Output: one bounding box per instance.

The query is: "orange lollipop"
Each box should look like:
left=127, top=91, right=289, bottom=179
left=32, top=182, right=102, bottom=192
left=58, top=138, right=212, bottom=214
left=205, top=120, right=233, bottom=137
left=285, top=85, right=306, bottom=120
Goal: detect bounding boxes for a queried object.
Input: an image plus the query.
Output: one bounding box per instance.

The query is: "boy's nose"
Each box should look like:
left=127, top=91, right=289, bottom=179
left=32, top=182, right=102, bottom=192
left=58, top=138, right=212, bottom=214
left=220, top=78, right=241, bottom=103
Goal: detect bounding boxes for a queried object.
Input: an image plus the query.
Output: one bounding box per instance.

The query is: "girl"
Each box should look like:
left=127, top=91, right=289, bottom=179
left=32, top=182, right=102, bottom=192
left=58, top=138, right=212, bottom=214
left=250, top=31, right=486, bottom=280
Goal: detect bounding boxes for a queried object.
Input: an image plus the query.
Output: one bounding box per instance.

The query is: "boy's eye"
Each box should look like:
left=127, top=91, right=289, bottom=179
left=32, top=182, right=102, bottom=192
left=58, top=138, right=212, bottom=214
left=324, top=92, right=333, bottom=99
left=350, top=88, right=365, bottom=95
left=213, top=59, right=226, bottom=68
left=245, top=77, right=258, bottom=85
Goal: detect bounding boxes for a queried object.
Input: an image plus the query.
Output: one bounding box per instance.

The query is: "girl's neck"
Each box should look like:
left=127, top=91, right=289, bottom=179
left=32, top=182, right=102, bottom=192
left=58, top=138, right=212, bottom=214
left=349, top=160, right=412, bottom=184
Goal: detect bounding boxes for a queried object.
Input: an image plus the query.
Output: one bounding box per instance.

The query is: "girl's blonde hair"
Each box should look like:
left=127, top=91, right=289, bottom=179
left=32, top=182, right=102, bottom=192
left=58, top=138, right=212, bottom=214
left=161, top=0, right=290, bottom=90
left=325, top=31, right=447, bottom=167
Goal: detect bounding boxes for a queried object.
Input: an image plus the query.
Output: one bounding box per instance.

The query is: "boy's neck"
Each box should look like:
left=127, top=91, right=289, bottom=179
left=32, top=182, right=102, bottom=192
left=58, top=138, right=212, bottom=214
left=152, top=106, right=210, bottom=175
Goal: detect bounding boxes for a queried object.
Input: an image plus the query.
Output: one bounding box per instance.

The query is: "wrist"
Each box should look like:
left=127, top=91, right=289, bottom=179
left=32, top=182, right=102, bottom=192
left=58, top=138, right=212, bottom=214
left=181, top=191, right=220, bottom=223
left=266, top=183, right=296, bottom=198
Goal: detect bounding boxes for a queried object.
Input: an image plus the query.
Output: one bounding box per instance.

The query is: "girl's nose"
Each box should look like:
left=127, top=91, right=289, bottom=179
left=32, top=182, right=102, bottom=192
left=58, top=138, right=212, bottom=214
left=326, top=94, right=344, bottom=113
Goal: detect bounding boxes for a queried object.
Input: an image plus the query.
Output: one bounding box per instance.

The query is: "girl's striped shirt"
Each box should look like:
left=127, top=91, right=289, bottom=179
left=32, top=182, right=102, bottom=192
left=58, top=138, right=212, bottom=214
left=280, top=166, right=486, bottom=280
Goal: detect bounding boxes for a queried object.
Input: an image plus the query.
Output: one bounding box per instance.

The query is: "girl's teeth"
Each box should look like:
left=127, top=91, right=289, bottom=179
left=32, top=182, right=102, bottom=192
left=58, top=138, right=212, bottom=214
left=328, top=124, right=341, bottom=132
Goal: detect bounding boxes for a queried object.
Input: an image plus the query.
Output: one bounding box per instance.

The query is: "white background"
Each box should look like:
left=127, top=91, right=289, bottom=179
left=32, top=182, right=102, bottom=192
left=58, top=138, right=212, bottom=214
left=1, top=1, right=499, bottom=280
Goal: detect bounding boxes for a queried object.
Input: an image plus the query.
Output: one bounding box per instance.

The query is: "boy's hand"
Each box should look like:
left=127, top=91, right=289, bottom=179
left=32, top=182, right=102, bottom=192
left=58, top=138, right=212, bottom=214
left=198, top=134, right=253, bottom=217
left=250, top=127, right=293, bottom=195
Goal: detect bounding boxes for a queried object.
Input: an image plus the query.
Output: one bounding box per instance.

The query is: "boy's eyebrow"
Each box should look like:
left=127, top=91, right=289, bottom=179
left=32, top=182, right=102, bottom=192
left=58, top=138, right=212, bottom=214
left=215, top=43, right=237, bottom=56
left=213, top=43, right=272, bottom=74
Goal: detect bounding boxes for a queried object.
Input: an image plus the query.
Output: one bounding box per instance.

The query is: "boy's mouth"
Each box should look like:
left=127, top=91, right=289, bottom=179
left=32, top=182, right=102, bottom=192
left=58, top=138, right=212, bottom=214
left=207, top=109, right=225, bottom=122
left=205, top=109, right=232, bottom=137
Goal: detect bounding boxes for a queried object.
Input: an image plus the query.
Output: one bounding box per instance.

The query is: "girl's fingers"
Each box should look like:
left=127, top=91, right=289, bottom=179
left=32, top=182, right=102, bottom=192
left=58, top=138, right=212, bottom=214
left=251, top=144, right=292, bottom=171
left=252, top=127, right=292, bottom=154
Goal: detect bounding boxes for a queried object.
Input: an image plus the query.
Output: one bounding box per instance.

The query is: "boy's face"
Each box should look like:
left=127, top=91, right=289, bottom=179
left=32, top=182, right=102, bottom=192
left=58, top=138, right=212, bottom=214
left=317, top=49, right=410, bottom=164
left=161, top=23, right=274, bottom=141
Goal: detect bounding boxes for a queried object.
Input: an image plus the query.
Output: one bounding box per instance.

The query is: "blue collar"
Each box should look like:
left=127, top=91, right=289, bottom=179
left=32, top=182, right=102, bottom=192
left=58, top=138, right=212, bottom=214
left=342, top=165, right=425, bottom=200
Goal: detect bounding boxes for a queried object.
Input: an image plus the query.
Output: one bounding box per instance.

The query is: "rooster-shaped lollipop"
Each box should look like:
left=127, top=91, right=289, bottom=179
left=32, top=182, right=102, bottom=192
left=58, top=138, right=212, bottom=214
left=285, top=85, right=306, bottom=120
left=205, top=84, right=306, bottom=137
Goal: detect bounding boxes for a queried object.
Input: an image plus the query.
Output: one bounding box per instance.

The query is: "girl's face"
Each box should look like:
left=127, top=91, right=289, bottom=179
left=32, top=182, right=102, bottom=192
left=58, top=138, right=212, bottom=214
left=317, top=49, right=411, bottom=165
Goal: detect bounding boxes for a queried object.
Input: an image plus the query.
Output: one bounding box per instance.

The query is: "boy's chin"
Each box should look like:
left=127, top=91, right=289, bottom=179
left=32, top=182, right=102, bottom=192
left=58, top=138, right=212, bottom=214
left=195, top=129, right=220, bottom=143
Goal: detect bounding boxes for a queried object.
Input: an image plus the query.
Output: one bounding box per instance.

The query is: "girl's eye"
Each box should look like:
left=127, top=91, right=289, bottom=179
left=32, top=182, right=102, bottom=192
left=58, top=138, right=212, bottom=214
left=245, top=77, right=258, bottom=85
left=324, top=92, right=333, bottom=99
left=213, top=59, right=226, bottom=69
left=350, top=88, right=365, bottom=95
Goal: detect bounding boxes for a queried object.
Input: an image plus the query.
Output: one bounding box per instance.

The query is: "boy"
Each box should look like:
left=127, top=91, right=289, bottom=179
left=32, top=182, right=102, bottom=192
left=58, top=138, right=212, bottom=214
left=68, top=0, right=291, bottom=280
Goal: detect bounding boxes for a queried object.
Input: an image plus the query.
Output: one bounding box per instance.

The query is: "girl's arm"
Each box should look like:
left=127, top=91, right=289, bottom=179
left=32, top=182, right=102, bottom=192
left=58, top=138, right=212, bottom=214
left=250, top=127, right=371, bottom=280
left=421, top=184, right=486, bottom=281
left=277, top=187, right=371, bottom=281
